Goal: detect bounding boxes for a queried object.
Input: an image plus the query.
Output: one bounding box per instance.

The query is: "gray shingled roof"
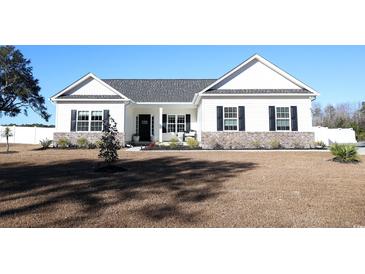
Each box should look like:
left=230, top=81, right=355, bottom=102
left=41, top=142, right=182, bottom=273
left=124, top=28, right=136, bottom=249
left=204, top=89, right=312, bottom=94
left=103, top=79, right=216, bottom=102
left=59, top=94, right=122, bottom=99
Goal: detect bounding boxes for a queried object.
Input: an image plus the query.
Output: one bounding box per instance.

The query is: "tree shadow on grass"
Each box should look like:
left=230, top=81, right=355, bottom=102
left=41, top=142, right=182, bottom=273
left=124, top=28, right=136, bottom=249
left=0, top=156, right=257, bottom=227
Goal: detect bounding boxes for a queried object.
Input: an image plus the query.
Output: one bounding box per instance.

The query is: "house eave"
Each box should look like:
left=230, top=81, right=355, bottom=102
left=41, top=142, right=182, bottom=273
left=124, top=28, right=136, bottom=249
left=134, top=102, right=194, bottom=105
left=52, top=98, right=129, bottom=102
left=194, top=92, right=318, bottom=104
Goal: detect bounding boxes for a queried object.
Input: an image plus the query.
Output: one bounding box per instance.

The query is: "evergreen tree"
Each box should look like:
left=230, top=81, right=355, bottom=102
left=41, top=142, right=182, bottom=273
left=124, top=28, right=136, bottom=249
left=98, top=118, right=121, bottom=164
left=0, top=46, right=50, bottom=120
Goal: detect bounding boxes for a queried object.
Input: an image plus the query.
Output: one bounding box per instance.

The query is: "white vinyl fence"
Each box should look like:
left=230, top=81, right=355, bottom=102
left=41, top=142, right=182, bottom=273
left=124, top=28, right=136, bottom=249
left=313, top=126, right=357, bottom=146
left=0, top=126, right=55, bottom=144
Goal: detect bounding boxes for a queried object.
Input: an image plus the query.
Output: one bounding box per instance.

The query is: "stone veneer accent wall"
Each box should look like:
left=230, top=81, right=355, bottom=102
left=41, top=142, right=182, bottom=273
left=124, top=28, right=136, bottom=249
left=53, top=132, right=125, bottom=146
left=201, top=132, right=315, bottom=149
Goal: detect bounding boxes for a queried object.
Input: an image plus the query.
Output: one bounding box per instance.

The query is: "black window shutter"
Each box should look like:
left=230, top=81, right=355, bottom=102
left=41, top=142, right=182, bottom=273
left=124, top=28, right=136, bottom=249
left=186, top=114, right=191, bottom=132
left=162, top=114, right=167, bottom=133
left=70, top=109, right=77, bottom=131
left=269, top=106, right=276, bottom=131
left=291, top=106, right=298, bottom=131
left=217, top=106, right=223, bottom=131
left=238, top=106, right=245, bottom=131
left=103, top=110, right=110, bottom=131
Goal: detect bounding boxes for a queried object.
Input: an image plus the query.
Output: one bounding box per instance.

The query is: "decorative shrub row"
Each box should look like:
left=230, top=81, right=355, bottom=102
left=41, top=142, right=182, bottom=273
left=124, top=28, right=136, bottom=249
left=142, top=138, right=329, bottom=151
left=211, top=139, right=326, bottom=150
left=142, top=137, right=201, bottom=150
left=52, top=137, right=103, bottom=149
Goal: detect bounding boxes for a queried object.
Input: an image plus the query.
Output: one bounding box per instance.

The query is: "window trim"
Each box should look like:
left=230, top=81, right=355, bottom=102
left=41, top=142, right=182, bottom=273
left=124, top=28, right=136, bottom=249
left=90, top=111, right=103, bottom=132
left=151, top=116, right=154, bottom=136
left=76, top=110, right=90, bottom=132
left=76, top=110, right=104, bottom=132
left=166, top=114, right=186, bottom=133
left=135, top=116, right=139, bottom=135
left=223, top=107, right=238, bottom=132
left=275, top=106, right=291, bottom=131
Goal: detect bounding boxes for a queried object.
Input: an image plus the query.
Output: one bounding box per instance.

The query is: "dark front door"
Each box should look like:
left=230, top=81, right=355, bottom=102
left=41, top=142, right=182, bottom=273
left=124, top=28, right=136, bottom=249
left=139, top=114, right=151, bottom=142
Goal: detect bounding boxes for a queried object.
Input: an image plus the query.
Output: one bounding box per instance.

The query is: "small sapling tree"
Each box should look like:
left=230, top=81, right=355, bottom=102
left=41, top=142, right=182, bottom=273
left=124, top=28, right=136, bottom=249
left=98, top=117, right=121, bottom=164
left=1, top=127, right=13, bottom=153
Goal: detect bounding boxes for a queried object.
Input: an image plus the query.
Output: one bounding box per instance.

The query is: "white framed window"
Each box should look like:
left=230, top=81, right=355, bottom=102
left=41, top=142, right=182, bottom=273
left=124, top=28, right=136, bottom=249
left=276, top=107, right=290, bottom=131
left=90, top=111, right=103, bottom=131
left=177, top=115, right=185, bottom=132
left=167, top=114, right=185, bottom=133
left=135, top=116, right=139, bottom=135
left=76, top=110, right=104, bottom=132
left=224, top=107, right=238, bottom=131
left=167, top=115, right=176, bottom=133
left=77, top=111, right=89, bottom=131
left=151, top=116, right=154, bottom=136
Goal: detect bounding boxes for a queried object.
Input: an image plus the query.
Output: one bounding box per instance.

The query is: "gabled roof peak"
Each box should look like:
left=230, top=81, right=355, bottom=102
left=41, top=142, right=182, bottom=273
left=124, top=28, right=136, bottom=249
left=197, top=53, right=319, bottom=98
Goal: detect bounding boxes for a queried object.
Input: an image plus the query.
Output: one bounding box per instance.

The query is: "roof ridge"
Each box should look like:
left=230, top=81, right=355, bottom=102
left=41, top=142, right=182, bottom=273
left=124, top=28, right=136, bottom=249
left=102, top=78, right=216, bottom=80
left=212, top=88, right=306, bottom=91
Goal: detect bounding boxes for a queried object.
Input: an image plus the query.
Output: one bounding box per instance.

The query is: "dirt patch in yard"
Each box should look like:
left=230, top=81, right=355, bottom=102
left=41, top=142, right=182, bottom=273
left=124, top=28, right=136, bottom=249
left=0, top=144, right=365, bottom=227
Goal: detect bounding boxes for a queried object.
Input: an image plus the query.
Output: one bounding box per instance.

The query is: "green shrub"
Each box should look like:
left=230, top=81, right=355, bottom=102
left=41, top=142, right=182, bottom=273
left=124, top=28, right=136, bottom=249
left=88, top=143, right=97, bottom=149
left=40, top=138, right=52, bottom=149
left=95, top=140, right=103, bottom=148
left=169, top=137, right=179, bottom=149
left=330, top=143, right=360, bottom=163
left=251, top=140, right=262, bottom=149
left=76, top=137, right=88, bottom=148
left=270, top=139, right=281, bottom=149
left=357, top=131, right=365, bottom=141
left=186, top=137, right=199, bottom=149
left=314, top=141, right=326, bottom=149
left=57, top=137, right=70, bottom=149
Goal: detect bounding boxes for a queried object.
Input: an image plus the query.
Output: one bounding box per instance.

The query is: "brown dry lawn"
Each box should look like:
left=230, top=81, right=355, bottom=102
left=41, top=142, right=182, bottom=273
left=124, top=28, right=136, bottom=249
left=0, top=144, right=365, bottom=227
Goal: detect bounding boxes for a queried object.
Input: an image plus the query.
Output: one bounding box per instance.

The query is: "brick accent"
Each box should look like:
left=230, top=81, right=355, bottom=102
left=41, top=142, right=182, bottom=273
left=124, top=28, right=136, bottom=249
left=201, top=132, right=315, bottom=149
left=53, top=132, right=125, bottom=146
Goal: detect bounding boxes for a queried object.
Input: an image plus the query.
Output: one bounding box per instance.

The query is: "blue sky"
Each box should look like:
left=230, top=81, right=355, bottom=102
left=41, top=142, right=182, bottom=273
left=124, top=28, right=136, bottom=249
left=1, top=46, right=364, bottom=125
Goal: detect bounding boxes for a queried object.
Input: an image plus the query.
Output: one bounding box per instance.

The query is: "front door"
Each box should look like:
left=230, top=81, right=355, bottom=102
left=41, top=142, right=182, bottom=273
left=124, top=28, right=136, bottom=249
left=139, top=114, right=151, bottom=142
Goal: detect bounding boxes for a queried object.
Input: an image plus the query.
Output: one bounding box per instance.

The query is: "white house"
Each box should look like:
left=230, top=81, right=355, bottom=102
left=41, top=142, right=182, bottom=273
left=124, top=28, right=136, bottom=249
left=51, top=54, right=319, bottom=149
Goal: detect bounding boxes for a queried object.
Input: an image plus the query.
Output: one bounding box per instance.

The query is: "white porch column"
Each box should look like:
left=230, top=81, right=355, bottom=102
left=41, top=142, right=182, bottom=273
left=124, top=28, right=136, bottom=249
left=159, top=107, right=163, bottom=143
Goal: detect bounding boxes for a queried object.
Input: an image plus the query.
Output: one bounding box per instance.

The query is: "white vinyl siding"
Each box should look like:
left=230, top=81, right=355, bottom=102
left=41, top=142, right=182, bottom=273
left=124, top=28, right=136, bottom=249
left=216, top=60, right=300, bottom=90
left=55, top=102, right=125, bottom=133
left=200, top=97, right=312, bottom=132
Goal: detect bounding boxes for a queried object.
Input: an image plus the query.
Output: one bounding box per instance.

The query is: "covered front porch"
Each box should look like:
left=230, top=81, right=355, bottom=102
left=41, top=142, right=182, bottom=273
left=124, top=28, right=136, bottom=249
left=124, top=103, right=198, bottom=143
